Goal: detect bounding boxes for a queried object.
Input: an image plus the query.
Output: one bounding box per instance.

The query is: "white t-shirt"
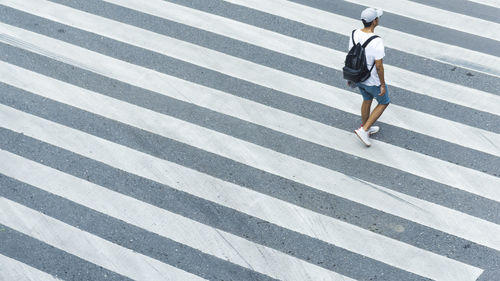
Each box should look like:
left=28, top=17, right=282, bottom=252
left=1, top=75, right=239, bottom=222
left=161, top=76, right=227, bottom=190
left=348, top=29, right=385, bottom=86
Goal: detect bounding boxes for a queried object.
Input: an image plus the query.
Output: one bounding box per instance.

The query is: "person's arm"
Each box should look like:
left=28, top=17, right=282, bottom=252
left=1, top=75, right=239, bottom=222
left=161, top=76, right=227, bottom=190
left=374, top=59, right=386, bottom=96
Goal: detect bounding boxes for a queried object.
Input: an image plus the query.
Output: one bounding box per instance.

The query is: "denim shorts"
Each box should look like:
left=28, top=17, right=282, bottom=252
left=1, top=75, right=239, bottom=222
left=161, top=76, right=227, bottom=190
left=356, top=83, right=391, bottom=104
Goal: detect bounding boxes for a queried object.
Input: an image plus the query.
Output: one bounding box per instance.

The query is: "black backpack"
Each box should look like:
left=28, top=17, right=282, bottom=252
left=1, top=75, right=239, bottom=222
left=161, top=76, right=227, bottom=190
left=343, top=30, right=379, bottom=83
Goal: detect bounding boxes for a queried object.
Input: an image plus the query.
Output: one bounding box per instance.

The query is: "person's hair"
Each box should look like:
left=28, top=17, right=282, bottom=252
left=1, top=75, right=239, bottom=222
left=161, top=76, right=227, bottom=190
left=362, top=18, right=376, bottom=27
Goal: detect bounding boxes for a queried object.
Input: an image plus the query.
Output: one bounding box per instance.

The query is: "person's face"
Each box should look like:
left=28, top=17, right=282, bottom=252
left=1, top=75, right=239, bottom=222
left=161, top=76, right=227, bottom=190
left=374, top=17, right=380, bottom=27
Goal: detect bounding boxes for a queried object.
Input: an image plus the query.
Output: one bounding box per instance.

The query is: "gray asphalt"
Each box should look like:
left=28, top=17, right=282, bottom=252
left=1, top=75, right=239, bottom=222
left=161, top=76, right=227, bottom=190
left=1, top=0, right=499, bottom=280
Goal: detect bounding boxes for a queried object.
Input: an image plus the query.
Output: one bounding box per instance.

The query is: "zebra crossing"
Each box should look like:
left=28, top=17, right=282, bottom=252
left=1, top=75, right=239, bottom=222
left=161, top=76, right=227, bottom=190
left=468, top=0, right=500, bottom=9
left=0, top=0, right=499, bottom=280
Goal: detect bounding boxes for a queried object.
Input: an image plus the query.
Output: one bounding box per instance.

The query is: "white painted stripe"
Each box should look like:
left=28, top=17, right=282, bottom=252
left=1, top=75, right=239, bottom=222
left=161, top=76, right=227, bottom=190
left=1, top=26, right=500, bottom=201
left=0, top=152, right=352, bottom=281
left=3, top=62, right=500, bottom=254
left=0, top=254, right=62, bottom=281
left=220, top=0, right=500, bottom=78
left=468, top=0, right=500, bottom=9
left=4, top=0, right=500, bottom=120
left=3, top=1, right=499, bottom=159
left=344, top=0, right=500, bottom=42
left=0, top=198, right=206, bottom=281
left=0, top=111, right=484, bottom=281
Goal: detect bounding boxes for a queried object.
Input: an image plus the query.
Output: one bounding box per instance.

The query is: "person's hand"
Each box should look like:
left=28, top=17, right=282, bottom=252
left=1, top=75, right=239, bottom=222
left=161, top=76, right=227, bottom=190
left=378, top=85, right=386, bottom=96
left=347, top=81, right=357, bottom=89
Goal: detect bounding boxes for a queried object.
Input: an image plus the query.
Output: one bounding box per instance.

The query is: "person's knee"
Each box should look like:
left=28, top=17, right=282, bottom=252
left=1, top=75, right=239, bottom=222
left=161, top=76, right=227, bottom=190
left=375, top=102, right=389, bottom=110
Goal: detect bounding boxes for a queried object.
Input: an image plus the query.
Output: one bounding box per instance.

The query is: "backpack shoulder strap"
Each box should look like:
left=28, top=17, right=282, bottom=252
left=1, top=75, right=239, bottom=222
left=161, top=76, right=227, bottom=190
left=364, top=35, right=381, bottom=73
left=362, top=35, right=380, bottom=48
left=351, top=29, right=356, bottom=46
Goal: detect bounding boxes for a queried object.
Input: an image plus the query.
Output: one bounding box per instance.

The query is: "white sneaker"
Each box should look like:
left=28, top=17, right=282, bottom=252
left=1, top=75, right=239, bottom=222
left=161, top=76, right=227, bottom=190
left=368, top=126, right=379, bottom=135
left=354, top=127, right=371, bottom=147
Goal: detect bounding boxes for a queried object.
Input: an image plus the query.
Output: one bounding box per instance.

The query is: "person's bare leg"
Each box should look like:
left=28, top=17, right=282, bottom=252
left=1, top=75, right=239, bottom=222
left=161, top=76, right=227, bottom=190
left=363, top=103, right=389, bottom=131
left=361, top=99, right=372, bottom=127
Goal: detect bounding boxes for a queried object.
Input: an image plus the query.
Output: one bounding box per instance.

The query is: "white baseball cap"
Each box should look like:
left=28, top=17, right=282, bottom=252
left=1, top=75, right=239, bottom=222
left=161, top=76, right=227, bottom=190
left=361, top=7, right=383, bottom=22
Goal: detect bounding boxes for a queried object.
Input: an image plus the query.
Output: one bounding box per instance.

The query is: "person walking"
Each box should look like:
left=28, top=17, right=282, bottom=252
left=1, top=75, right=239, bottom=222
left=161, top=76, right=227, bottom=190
left=349, top=8, right=390, bottom=147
